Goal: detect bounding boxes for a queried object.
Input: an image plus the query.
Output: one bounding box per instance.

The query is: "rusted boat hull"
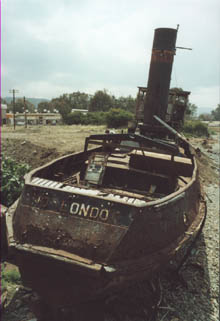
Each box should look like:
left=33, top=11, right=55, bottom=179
left=4, top=146, right=206, bottom=305
left=2, top=26, right=206, bottom=312
left=5, top=196, right=205, bottom=306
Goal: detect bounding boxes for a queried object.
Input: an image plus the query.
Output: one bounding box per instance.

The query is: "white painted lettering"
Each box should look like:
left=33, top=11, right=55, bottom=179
left=70, top=202, right=80, bottom=215
left=69, top=202, right=110, bottom=222
left=99, top=209, right=109, bottom=221
left=79, top=204, right=90, bottom=217
left=90, top=207, right=99, bottom=218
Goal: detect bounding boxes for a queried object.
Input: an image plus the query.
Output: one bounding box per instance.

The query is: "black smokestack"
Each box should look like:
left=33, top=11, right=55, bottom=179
left=144, top=28, right=177, bottom=125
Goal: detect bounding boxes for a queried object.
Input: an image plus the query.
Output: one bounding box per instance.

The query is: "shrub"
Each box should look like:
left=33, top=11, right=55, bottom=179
left=63, top=111, right=84, bottom=125
left=62, top=109, right=134, bottom=127
left=63, top=111, right=107, bottom=125
left=2, top=269, right=21, bottom=283
left=1, top=265, right=21, bottom=292
left=1, top=156, right=30, bottom=207
left=182, top=121, right=209, bottom=137
left=105, top=108, right=134, bottom=128
left=85, top=112, right=106, bottom=125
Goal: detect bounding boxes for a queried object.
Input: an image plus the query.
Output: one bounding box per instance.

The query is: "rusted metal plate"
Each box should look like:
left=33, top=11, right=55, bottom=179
left=108, top=174, right=201, bottom=263
left=11, top=194, right=205, bottom=306
left=144, top=28, right=177, bottom=124
left=19, top=185, right=136, bottom=225
left=129, top=151, right=193, bottom=177
left=13, top=185, right=136, bottom=263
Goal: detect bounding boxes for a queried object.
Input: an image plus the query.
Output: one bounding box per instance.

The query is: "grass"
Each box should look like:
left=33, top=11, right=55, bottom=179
left=2, top=124, right=106, bottom=133
left=1, top=125, right=108, bottom=154
left=1, top=265, right=21, bottom=293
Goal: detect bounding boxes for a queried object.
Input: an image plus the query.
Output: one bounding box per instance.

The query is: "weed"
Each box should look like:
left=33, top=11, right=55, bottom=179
left=3, top=269, right=21, bottom=283
left=1, top=156, right=30, bottom=207
left=1, top=265, right=21, bottom=291
left=1, top=276, right=7, bottom=293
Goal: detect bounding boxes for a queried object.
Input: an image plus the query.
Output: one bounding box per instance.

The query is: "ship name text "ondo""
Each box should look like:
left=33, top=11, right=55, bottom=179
left=70, top=202, right=109, bottom=221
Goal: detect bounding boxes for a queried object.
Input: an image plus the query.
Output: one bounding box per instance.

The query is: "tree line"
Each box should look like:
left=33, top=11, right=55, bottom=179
left=37, top=90, right=136, bottom=115
left=40, top=90, right=136, bottom=127
left=1, top=90, right=136, bottom=114
left=2, top=90, right=219, bottom=127
left=1, top=90, right=136, bottom=128
left=1, top=97, right=36, bottom=113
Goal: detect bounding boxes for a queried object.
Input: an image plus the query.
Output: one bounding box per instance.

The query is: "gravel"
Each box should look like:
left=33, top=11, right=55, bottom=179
left=156, top=134, right=219, bottom=321
left=156, top=182, right=219, bottom=321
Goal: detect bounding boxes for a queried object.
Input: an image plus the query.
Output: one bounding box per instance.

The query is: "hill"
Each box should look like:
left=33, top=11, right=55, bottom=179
left=3, top=97, right=50, bottom=108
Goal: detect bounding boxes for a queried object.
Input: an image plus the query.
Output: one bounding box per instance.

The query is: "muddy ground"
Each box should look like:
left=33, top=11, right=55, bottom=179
left=1, top=125, right=219, bottom=321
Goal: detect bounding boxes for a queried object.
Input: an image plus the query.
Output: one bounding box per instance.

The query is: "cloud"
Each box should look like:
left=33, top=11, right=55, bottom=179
left=191, top=86, right=219, bottom=110
left=2, top=0, right=220, bottom=109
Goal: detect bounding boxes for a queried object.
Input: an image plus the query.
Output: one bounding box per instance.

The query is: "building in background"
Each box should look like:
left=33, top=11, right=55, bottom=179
left=1, top=104, right=7, bottom=125
left=71, top=109, right=88, bottom=115
left=5, top=112, right=62, bottom=126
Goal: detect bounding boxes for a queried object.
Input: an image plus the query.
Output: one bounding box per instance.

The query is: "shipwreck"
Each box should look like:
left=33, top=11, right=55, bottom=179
left=2, top=27, right=206, bottom=317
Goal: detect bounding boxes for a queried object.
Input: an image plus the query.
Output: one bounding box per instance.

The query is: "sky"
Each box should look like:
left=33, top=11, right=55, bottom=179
left=1, top=0, right=220, bottom=113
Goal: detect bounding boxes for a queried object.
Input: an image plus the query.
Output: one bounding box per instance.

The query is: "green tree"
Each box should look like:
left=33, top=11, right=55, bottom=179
left=198, top=113, right=213, bottom=121
left=38, top=101, right=53, bottom=113
left=0, top=97, right=7, bottom=104
left=114, top=95, right=136, bottom=113
left=7, top=98, right=35, bottom=113
left=211, top=104, right=220, bottom=121
left=185, top=102, right=198, bottom=119
left=50, top=97, right=71, bottom=117
left=89, top=90, right=113, bottom=112
left=68, top=92, right=91, bottom=110
left=49, top=92, right=90, bottom=116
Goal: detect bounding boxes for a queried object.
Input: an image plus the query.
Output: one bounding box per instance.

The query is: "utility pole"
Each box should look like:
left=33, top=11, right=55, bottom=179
left=9, top=89, right=19, bottom=130
left=24, top=96, right=27, bottom=128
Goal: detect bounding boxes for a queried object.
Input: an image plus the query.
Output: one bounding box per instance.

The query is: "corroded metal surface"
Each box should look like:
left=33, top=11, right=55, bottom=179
left=13, top=187, right=130, bottom=262
left=4, top=183, right=205, bottom=306
left=136, top=87, right=190, bottom=131
left=144, top=28, right=177, bottom=125
left=5, top=143, right=204, bottom=302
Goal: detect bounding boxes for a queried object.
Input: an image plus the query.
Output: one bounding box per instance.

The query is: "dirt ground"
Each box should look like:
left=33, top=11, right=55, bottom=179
left=1, top=125, right=106, bottom=169
left=1, top=125, right=219, bottom=321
